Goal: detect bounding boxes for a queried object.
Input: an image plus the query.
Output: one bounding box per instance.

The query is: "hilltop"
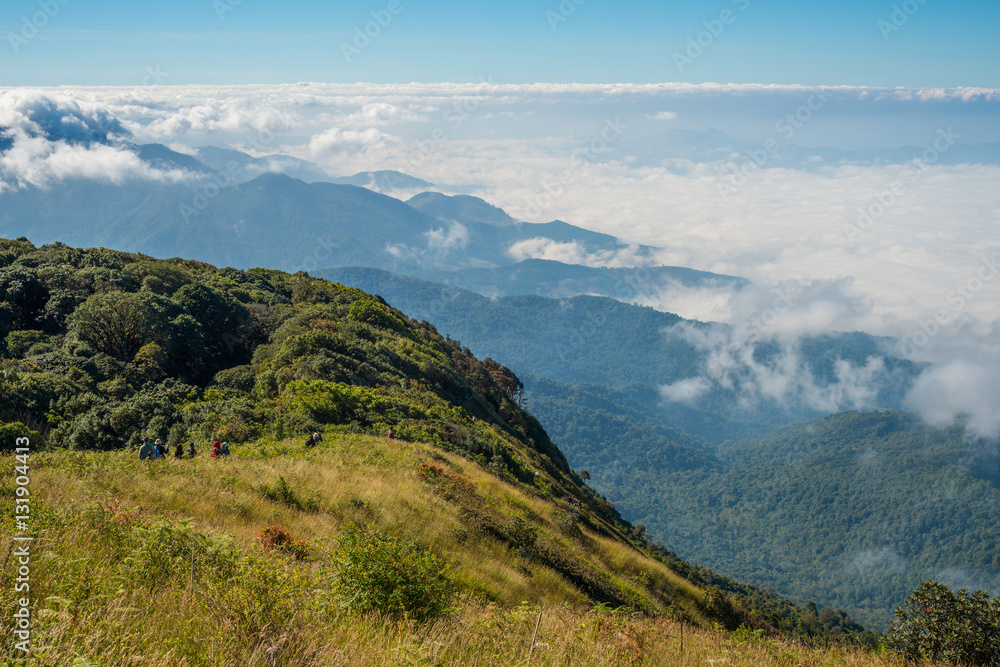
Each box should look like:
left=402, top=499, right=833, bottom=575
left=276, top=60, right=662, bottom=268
left=0, top=237, right=895, bottom=664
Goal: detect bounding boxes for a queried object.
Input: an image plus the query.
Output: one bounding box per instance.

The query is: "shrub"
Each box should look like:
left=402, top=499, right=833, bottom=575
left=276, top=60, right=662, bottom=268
left=329, top=525, right=454, bottom=621
left=257, top=525, right=309, bottom=560
left=555, top=509, right=583, bottom=536
left=4, top=329, right=48, bottom=358
left=0, top=420, right=40, bottom=451
left=416, top=462, right=476, bottom=502
left=206, top=550, right=302, bottom=641
left=703, top=587, right=740, bottom=630
left=891, top=580, right=1000, bottom=666
left=260, top=476, right=306, bottom=510
left=347, top=299, right=407, bottom=332
left=212, top=364, right=255, bottom=392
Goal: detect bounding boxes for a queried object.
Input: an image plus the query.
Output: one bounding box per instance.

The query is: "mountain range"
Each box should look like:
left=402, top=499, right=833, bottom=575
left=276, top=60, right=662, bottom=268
left=3, top=135, right=997, bottom=633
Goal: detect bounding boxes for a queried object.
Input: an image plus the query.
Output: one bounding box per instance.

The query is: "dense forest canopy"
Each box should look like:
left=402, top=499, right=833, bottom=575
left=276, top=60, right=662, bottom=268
left=0, top=236, right=561, bottom=476
left=589, top=410, right=1000, bottom=629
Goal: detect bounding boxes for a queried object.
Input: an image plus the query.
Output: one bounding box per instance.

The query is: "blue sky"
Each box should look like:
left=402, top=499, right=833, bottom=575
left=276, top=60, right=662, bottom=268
left=2, top=0, right=998, bottom=86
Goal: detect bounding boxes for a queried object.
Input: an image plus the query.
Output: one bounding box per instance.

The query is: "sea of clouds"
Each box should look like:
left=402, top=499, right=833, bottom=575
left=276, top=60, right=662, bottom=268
left=2, top=82, right=999, bottom=435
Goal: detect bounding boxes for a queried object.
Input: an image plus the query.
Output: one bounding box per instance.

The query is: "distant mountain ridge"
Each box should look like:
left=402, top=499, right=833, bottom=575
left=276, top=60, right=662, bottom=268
left=1, top=135, right=755, bottom=310
left=616, top=128, right=1000, bottom=169
left=318, top=266, right=923, bottom=443
left=408, top=192, right=517, bottom=226
left=1, top=151, right=691, bottom=305
left=421, top=259, right=744, bottom=300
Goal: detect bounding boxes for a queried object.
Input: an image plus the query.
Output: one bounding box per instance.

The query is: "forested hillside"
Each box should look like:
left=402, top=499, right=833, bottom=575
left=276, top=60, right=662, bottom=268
left=0, top=236, right=877, bottom=664
left=590, top=410, right=1000, bottom=629
left=320, top=266, right=923, bottom=442
left=521, top=374, right=720, bottom=474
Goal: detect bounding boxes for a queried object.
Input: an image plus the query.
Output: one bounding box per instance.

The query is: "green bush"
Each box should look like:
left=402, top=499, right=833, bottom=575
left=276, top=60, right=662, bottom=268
left=329, top=525, right=454, bottom=621
left=891, top=580, right=1000, bottom=665
left=0, top=420, right=40, bottom=451
left=4, top=329, right=48, bottom=358
left=259, top=475, right=318, bottom=512
left=347, top=298, right=407, bottom=332
left=212, top=364, right=255, bottom=392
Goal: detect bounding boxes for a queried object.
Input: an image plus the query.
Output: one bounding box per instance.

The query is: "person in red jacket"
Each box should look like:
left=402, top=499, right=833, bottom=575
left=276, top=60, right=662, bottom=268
left=211, top=440, right=222, bottom=459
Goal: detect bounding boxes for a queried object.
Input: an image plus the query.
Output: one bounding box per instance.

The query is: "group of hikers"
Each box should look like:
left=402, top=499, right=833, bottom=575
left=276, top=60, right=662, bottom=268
left=138, top=438, right=230, bottom=460
left=139, top=432, right=326, bottom=460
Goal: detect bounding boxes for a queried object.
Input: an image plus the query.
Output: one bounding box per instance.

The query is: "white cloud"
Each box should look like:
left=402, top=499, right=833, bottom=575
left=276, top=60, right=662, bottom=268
left=646, top=111, right=678, bottom=120
left=386, top=221, right=469, bottom=267
left=4, top=83, right=1000, bottom=366
left=658, top=280, right=887, bottom=414
left=506, top=238, right=649, bottom=268
left=306, top=127, right=399, bottom=171
left=660, top=377, right=710, bottom=405
left=333, top=102, right=430, bottom=127
left=0, top=89, right=191, bottom=191
left=905, top=359, right=1000, bottom=439
left=0, top=88, right=128, bottom=144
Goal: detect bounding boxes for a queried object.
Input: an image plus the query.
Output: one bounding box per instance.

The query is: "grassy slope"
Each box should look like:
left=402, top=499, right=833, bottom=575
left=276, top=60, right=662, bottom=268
left=28, top=435, right=706, bottom=615
left=2, top=437, right=917, bottom=666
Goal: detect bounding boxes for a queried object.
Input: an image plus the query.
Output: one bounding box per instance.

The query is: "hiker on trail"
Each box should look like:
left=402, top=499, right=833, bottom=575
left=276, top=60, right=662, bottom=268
left=139, top=439, right=155, bottom=460
left=154, top=439, right=166, bottom=459
left=305, top=432, right=315, bottom=448
left=220, top=442, right=231, bottom=457
left=187, top=442, right=197, bottom=458
left=211, top=440, right=222, bottom=459
left=387, top=428, right=394, bottom=440
left=174, top=443, right=184, bottom=459
left=312, top=431, right=323, bottom=444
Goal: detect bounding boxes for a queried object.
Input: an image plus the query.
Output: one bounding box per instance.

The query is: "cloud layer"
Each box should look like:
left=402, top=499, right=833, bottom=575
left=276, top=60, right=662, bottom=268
left=3, top=83, right=999, bottom=436
left=0, top=89, right=190, bottom=191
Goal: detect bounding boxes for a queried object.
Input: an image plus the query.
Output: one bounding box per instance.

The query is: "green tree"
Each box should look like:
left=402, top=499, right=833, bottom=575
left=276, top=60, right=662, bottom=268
left=891, top=580, right=1000, bottom=666
left=173, top=282, right=251, bottom=366
left=0, top=420, right=40, bottom=451
left=68, top=291, right=172, bottom=362
left=347, top=298, right=406, bottom=332
left=4, top=330, right=49, bottom=358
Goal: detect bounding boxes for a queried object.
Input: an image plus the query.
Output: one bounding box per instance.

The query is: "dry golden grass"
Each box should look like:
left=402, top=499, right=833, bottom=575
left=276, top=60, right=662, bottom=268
left=0, top=437, right=935, bottom=665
